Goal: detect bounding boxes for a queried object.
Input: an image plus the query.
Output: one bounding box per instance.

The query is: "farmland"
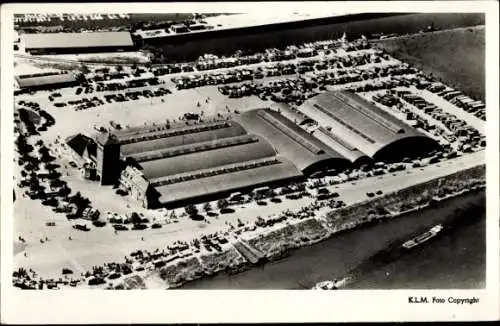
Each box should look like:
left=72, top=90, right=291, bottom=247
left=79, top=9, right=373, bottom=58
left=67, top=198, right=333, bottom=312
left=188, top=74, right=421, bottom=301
left=374, top=26, right=485, bottom=101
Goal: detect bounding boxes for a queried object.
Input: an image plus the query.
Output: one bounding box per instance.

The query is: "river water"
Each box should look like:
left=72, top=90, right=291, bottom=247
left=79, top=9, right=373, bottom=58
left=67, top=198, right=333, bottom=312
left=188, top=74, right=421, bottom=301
left=181, top=190, right=485, bottom=289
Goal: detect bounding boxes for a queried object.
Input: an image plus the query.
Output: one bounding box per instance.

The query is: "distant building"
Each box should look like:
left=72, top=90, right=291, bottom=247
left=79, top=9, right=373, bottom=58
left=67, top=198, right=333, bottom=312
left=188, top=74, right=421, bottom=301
left=22, top=31, right=135, bottom=55
left=80, top=162, right=97, bottom=181
left=15, top=71, right=82, bottom=91
left=65, top=133, right=97, bottom=165
left=170, top=24, right=189, bottom=34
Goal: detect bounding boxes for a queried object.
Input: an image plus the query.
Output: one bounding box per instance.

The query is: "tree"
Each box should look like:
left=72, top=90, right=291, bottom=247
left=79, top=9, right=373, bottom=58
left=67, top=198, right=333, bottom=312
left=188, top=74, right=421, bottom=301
left=184, top=204, right=198, bottom=217
left=217, top=199, right=229, bottom=210
left=130, top=212, right=142, bottom=224
left=203, top=202, right=212, bottom=212
left=80, top=65, right=90, bottom=74
left=50, top=178, right=65, bottom=188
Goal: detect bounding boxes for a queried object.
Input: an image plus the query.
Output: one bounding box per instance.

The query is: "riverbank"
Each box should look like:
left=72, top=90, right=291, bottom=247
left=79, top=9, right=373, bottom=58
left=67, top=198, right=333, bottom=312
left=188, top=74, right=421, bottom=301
left=182, top=189, right=485, bottom=289
left=342, top=200, right=486, bottom=289
left=12, top=164, right=485, bottom=290
left=171, top=165, right=484, bottom=289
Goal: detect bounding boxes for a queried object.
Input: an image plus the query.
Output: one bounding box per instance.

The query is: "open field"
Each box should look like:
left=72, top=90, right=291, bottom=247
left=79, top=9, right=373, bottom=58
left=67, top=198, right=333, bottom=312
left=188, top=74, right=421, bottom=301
left=374, top=26, right=485, bottom=101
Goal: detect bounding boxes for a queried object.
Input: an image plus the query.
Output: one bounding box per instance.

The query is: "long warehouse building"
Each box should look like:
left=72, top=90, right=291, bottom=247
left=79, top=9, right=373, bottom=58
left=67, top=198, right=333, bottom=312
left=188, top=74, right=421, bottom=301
left=22, top=31, right=135, bottom=55
left=297, top=91, right=440, bottom=162
left=69, top=91, right=439, bottom=208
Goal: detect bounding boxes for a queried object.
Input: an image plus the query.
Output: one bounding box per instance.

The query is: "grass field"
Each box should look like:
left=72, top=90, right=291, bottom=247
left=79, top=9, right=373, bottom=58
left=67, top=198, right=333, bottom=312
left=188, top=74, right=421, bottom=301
left=374, top=26, right=485, bottom=101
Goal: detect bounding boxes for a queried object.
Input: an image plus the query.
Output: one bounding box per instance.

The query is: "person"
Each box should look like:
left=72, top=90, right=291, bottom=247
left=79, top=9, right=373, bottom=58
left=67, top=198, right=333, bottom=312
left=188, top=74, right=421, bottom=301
left=68, top=236, right=72, bottom=241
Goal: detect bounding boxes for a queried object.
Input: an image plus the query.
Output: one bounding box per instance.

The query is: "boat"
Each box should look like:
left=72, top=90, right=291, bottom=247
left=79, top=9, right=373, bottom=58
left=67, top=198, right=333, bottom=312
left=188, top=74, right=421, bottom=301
left=402, top=224, right=443, bottom=250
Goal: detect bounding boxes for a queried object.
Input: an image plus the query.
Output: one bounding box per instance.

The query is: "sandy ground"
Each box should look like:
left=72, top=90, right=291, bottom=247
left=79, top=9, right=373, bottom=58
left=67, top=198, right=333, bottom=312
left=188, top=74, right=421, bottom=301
left=19, top=86, right=269, bottom=145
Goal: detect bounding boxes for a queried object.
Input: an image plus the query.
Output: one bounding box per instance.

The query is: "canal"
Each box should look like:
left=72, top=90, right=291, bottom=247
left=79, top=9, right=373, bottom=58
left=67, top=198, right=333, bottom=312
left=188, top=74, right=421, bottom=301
left=181, top=190, right=485, bottom=289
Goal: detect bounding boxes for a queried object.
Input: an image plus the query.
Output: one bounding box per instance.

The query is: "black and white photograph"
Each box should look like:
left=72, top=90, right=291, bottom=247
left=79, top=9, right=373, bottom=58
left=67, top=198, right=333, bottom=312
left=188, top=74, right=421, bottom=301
left=1, top=1, right=498, bottom=323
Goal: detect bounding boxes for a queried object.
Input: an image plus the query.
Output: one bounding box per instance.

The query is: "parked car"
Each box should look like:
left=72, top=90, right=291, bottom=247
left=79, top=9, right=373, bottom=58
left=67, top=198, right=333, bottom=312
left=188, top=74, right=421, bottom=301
left=113, top=224, right=128, bottom=231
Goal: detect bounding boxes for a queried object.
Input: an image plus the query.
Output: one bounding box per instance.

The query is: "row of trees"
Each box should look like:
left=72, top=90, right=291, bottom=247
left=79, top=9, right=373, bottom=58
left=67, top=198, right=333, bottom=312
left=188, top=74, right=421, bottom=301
left=184, top=199, right=230, bottom=218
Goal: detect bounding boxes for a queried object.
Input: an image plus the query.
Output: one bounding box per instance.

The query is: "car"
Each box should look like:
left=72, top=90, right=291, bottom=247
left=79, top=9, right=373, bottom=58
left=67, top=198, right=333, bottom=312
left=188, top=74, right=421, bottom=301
left=151, top=223, right=162, bottom=229
left=376, top=190, right=383, bottom=195
left=62, top=268, right=73, bottom=275
left=132, top=223, right=148, bottom=230
left=73, top=224, right=90, bottom=231
left=69, top=161, right=77, bottom=168
left=366, top=192, right=375, bottom=198
left=113, top=224, right=128, bottom=231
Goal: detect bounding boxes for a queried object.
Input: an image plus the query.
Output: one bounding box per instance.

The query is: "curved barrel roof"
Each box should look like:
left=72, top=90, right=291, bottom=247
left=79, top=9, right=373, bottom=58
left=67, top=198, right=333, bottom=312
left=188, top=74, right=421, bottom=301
left=234, top=109, right=350, bottom=173
left=298, top=91, right=440, bottom=159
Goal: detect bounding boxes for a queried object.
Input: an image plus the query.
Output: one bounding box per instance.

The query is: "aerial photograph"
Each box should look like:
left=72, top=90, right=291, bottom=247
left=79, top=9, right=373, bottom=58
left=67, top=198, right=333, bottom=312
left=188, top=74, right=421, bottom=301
left=10, top=10, right=487, bottom=291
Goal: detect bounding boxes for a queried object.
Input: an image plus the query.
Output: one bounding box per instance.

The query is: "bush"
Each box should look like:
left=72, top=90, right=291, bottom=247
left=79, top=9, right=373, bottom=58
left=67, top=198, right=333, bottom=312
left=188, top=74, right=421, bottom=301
left=88, top=277, right=105, bottom=286
left=184, top=204, right=198, bottom=217
left=217, top=199, right=229, bottom=210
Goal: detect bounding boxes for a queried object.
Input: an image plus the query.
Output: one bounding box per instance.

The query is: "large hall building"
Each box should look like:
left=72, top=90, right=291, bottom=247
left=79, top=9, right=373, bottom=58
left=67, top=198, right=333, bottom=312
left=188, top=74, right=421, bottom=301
left=22, top=31, right=135, bottom=55
left=69, top=91, right=440, bottom=208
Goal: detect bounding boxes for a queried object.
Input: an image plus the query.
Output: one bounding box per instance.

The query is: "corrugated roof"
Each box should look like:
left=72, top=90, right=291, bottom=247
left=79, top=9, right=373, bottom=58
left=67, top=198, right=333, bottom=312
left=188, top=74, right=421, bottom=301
left=15, top=71, right=77, bottom=88
left=120, top=122, right=246, bottom=156
left=270, top=102, right=311, bottom=125
left=129, top=134, right=260, bottom=163
left=234, top=109, right=349, bottom=173
left=312, top=127, right=369, bottom=163
left=155, top=157, right=301, bottom=205
left=138, top=136, right=276, bottom=179
left=23, top=31, right=134, bottom=49
left=298, top=91, right=431, bottom=158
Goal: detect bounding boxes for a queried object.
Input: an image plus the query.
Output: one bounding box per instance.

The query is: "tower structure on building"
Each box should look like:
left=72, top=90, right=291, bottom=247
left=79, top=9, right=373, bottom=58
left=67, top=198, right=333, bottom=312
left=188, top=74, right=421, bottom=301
left=95, top=132, right=121, bottom=185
